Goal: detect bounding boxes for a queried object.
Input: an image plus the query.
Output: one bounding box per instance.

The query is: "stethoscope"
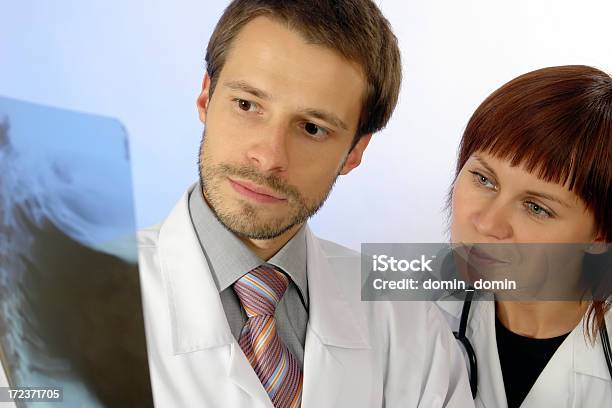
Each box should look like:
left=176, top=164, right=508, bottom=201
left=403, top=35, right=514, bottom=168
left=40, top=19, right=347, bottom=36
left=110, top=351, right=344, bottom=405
left=453, top=289, right=612, bottom=399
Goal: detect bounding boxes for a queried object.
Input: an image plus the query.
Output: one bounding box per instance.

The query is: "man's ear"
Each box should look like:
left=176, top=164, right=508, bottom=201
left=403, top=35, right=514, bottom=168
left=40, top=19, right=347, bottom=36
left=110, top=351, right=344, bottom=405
left=197, top=73, right=212, bottom=124
left=339, top=134, right=372, bottom=175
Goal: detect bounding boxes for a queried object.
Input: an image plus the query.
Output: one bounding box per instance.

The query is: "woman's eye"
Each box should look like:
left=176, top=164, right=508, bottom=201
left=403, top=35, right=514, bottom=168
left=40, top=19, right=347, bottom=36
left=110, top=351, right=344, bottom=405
left=303, top=122, right=329, bottom=139
left=235, top=99, right=257, bottom=112
left=525, top=201, right=552, bottom=218
left=470, top=171, right=495, bottom=189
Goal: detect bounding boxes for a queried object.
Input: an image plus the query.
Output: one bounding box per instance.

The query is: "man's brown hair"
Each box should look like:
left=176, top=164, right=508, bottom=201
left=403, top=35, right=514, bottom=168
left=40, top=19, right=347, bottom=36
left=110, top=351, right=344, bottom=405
left=205, top=0, right=402, bottom=146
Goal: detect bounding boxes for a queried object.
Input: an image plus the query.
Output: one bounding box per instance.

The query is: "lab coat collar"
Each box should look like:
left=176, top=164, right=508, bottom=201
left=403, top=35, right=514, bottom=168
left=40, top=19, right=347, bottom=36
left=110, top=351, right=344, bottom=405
left=520, top=312, right=605, bottom=407
left=303, top=226, right=370, bottom=349
left=472, top=301, right=611, bottom=408
left=572, top=311, right=612, bottom=382
left=158, top=190, right=234, bottom=354
left=158, top=190, right=369, bottom=354
left=470, top=301, right=509, bottom=408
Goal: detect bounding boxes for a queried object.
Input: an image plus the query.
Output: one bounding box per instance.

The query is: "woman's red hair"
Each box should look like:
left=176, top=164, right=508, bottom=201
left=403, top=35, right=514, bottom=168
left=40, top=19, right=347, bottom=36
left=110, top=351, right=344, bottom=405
left=454, top=65, right=612, bottom=340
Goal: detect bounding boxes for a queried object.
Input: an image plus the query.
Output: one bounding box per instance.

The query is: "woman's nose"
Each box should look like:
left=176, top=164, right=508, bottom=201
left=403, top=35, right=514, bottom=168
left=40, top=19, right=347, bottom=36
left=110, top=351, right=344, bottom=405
left=470, top=201, right=513, bottom=241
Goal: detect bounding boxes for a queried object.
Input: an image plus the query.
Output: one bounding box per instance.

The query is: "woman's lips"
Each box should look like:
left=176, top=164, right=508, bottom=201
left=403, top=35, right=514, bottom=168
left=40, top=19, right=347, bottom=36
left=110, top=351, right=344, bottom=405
left=468, top=246, right=510, bottom=266
left=228, top=178, right=287, bottom=204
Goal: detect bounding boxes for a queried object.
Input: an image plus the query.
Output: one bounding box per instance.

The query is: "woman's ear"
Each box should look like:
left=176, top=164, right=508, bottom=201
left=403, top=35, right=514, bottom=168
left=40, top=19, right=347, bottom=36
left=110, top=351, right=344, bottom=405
left=585, top=236, right=609, bottom=255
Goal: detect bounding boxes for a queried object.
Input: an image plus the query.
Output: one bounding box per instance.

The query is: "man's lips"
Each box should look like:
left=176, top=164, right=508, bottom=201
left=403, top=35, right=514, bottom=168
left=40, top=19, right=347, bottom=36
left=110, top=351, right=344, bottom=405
left=228, top=177, right=287, bottom=204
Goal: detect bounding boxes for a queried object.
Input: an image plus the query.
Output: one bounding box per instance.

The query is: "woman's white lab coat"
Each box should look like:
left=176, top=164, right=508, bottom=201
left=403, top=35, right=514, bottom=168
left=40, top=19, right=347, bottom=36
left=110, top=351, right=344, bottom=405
left=438, top=300, right=612, bottom=407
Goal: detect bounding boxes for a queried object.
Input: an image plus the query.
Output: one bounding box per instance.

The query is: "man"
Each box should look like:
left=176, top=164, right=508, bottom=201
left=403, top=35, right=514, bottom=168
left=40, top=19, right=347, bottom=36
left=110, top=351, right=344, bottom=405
left=139, top=0, right=472, bottom=406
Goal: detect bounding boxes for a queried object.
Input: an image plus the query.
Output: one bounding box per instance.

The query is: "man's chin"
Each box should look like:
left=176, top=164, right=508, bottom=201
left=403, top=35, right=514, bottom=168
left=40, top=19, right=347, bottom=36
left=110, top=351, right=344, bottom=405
left=215, top=210, right=298, bottom=240
left=225, top=221, right=298, bottom=240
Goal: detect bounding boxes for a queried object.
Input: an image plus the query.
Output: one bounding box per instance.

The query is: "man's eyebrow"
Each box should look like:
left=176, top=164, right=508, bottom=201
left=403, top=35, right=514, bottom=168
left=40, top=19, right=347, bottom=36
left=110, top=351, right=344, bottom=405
left=223, top=80, right=271, bottom=100
left=298, top=108, right=349, bottom=131
left=223, top=80, right=349, bottom=131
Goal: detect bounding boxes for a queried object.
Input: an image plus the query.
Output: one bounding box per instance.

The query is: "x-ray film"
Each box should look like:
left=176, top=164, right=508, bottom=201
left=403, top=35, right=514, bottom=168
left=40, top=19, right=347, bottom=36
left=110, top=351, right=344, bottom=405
left=0, top=97, right=153, bottom=407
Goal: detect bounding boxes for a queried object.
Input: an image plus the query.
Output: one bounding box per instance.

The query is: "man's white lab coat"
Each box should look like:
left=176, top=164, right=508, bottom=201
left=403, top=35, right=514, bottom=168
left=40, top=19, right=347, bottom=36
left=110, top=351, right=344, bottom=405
left=138, top=190, right=473, bottom=407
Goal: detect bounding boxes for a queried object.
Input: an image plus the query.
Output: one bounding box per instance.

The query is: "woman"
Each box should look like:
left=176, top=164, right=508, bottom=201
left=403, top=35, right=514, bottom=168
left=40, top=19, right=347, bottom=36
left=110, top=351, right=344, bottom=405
left=442, top=65, right=611, bottom=407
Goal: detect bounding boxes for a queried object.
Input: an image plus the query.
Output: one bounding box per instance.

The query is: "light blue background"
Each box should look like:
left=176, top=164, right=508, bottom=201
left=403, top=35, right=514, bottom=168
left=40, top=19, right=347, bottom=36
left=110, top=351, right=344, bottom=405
left=1, top=0, right=610, bottom=249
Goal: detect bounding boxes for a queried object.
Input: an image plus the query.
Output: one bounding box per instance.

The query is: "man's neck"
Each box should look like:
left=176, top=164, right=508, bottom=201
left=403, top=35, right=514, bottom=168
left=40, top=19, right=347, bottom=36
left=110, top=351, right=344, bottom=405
left=496, top=300, right=588, bottom=339
left=239, top=223, right=303, bottom=261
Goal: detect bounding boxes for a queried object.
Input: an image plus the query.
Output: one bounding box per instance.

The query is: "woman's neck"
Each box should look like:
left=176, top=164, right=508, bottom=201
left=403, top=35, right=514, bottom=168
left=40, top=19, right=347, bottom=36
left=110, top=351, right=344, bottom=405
left=496, top=301, right=588, bottom=339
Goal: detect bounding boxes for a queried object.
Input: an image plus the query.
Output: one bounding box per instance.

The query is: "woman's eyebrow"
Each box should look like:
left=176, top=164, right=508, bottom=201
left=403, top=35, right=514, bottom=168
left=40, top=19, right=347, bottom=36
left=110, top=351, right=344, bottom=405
left=473, top=156, right=498, bottom=179
left=524, top=190, right=572, bottom=208
left=474, top=156, right=572, bottom=208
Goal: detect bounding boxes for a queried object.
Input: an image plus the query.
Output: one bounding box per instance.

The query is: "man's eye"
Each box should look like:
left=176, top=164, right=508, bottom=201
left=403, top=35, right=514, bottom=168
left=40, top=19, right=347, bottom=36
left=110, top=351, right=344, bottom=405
left=303, top=122, right=329, bottom=139
left=235, top=99, right=257, bottom=112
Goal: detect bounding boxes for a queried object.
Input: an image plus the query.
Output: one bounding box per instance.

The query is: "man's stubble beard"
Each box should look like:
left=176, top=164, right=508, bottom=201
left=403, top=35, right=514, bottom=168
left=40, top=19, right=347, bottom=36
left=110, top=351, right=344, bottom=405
left=197, top=131, right=345, bottom=240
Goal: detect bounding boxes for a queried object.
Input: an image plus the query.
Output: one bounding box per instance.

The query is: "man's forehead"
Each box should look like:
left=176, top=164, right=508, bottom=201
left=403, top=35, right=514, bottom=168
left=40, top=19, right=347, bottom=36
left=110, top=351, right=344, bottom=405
left=219, top=17, right=366, bottom=122
left=224, top=17, right=365, bottom=88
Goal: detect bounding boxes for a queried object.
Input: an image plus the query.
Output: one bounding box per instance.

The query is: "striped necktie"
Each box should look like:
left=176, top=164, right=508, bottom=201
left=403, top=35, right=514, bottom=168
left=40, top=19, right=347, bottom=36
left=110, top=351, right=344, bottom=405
left=233, top=264, right=303, bottom=408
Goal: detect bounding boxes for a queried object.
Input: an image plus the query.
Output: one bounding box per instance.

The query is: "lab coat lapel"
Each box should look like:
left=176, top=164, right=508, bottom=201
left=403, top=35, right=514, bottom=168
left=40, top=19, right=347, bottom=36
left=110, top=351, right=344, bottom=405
left=301, top=227, right=372, bottom=406
left=519, top=330, right=574, bottom=407
left=158, top=191, right=272, bottom=406
left=471, top=301, right=509, bottom=408
left=302, top=330, right=346, bottom=407
left=573, top=313, right=612, bottom=382
left=572, top=313, right=612, bottom=404
left=523, top=313, right=612, bottom=407
left=228, top=342, right=275, bottom=407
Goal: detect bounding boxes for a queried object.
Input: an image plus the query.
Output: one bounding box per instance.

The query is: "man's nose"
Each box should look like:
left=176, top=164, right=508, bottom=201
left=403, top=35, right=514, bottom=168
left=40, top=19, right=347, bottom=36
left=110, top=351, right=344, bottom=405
left=245, top=122, right=290, bottom=173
